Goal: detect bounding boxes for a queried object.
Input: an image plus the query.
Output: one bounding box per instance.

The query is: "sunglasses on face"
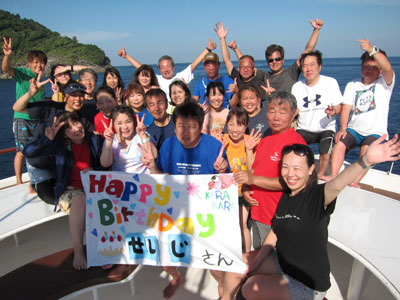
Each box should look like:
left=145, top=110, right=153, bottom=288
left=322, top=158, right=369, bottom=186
left=268, top=57, right=283, bottom=63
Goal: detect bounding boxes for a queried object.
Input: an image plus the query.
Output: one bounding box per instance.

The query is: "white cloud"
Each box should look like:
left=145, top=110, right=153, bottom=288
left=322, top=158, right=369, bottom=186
left=62, top=31, right=131, bottom=43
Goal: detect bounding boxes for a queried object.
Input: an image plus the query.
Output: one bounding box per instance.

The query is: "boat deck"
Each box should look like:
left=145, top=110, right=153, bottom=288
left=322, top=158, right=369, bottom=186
left=0, top=215, right=395, bottom=300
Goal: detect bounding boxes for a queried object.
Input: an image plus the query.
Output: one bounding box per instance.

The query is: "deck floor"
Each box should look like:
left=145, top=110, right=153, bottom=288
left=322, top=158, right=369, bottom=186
left=0, top=216, right=395, bottom=300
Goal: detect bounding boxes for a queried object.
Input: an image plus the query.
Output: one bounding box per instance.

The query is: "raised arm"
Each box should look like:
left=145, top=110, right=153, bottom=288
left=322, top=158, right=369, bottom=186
left=118, top=46, right=142, bottom=69
left=325, top=134, right=400, bottom=206
left=228, top=40, right=243, bottom=60
left=2, top=37, right=14, bottom=77
left=13, top=72, right=49, bottom=112
left=296, top=19, right=324, bottom=66
left=214, top=22, right=234, bottom=76
left=190, top=38, right=217, bottom=73
left=358, top=38, right=394, bottom=86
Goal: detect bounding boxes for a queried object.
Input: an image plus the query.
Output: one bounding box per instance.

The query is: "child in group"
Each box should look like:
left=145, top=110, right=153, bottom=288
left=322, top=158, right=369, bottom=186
left=93, top=86, right=118, bottom=136
left=223, top=107, right=262, bottom=252
left=167, top=79, right=193, bottom=114
left=132, top=64, right=159, bottom=93
left=24, top=111, right=105, bottom=270
left=100, top=105, right=157, bottom=173
left=2, top=36, right=48, bottom=192
left=125, top=83, right=154, bottom=126
left=145, top=88, right=175, bottom=151
left=202, top=81, right=229, bottom=141
left=101, top=66, right=125, bottom=105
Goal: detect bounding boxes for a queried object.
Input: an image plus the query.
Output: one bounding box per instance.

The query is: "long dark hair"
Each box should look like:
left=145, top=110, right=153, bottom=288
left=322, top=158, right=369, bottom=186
left=102, top=66, right=124, bottom=89
left=54, top=111, right=87, bottom=146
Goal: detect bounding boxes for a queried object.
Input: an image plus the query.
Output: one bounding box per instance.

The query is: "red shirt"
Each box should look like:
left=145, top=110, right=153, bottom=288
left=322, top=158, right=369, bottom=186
left=94, top=112, right=115, bottom=136
left=68, top=140, right=90, bottom=189
left=251, top=128, right=306, bottom=225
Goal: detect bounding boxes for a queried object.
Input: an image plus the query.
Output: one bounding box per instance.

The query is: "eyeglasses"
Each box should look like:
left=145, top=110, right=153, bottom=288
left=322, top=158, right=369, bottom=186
left=55, top=72, right=69, bottom=78
left=239, top=65, right=254, bottom=70
left=268, top=57, right=283, bottom=63
left=281, top=144, right=314, bottom=164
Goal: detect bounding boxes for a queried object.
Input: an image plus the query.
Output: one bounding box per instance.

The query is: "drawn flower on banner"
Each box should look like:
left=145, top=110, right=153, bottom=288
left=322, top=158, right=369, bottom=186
left=187, top=182, right=200, bottom=196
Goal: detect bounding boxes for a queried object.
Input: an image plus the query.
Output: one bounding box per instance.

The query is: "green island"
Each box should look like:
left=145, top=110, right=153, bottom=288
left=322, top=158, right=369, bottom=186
left=0, top=10, right=110, bottom=78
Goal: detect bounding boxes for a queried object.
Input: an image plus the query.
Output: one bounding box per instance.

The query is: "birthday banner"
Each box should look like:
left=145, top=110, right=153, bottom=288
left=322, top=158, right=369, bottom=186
left=82, top=171, right=246, bottom=273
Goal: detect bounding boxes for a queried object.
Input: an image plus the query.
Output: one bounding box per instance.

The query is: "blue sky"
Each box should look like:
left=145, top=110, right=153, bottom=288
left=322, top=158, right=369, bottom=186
left=2, top=0, right=400, bottom=65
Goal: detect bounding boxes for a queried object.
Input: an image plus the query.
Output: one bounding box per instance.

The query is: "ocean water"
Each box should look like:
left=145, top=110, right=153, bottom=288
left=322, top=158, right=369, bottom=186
left=0, top=57, right=399, bottom=179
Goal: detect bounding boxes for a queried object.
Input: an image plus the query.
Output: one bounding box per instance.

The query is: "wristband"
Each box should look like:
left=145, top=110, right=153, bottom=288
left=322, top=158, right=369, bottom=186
left=369, top=46, right=379, bottom=56
left=356, top=156, right=374, bottom=169
left=141, top=137, right=150, bottom=144
left=206, top=47, right=212, bottom=53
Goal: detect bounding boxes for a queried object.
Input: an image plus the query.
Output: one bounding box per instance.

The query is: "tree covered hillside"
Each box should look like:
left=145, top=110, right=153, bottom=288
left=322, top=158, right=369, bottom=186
left=0, top=10, right=110, bottom=71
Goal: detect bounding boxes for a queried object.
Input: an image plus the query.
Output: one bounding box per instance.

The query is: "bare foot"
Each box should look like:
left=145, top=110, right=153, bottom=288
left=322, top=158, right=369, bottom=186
left=163, top=276, right=182, bottom=299
left=28, top=184, right=37, bottom=194
left=73, top=251, right=87, bottom=270
left=319, top=174, right=336, bottom=182
left=102, top=264, right=114, bottom=270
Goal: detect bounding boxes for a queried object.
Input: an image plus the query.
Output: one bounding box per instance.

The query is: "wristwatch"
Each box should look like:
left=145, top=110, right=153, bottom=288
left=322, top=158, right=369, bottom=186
left=369, top=46, right=379, bottom=56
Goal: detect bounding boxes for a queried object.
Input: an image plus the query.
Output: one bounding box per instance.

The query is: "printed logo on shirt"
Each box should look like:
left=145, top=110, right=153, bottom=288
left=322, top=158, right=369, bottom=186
left=303, top=94, right=321, bottom=108
left=354, top=85, right=376, bottom=115
left=270, top=151, right=280, bottom=162
left=255, top=123, right=265, bottom=133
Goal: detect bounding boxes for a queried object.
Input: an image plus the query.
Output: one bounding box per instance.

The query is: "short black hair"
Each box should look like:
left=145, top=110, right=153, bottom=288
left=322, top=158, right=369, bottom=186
left=360, top=49, right=387, bottom=64
left=172, top=101, right=204, bottom=128
left=265, top=44, right=284, bottom=60
left=300, top=50, right=323, bottom=67
left=146, top=88, right=168, bottom=106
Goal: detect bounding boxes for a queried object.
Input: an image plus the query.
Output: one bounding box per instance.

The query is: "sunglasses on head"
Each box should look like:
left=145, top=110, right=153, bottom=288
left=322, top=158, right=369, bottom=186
left=282, top=144, right=314, bottom=165
left=268, top=57, right=283, bottom=63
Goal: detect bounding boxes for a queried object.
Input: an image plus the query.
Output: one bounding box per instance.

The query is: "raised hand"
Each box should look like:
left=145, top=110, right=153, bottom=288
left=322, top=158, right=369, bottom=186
left=245, top=129, right=262, bottom=151
left=138, top=142, right=156, bottom=170
left=357, top=38, right=373, bottom=53
left=118, top=46, right=127, bottom=58
left=50, top=78, right=59, bottom=94
left=207, top=38, right=217, bottom=51
left=45, top=116, right=65, bottom=141
left=2, top=37, right=12, bottom=56
left=30, top=71, right=50, bottom=95
left=241, top=184, right=258, bottom=206
left=115, top=87, right=122, bottom=104
left=310, top=19, right=324, bottom=30
left=214, top=22, right=229, bottom=40
left=199, top=101, right=209, bottom=114
left=364, top=134, right=400, bottom=166
left=213, top=141, right=228, bottom=173
left=135, top=114, right=147, bottom=139
left=102, top=119, right=114, bottom=141
left=261, top=79, right=275, bottom=96
left=228, top=78, right=238, bottom=94
left=228, top=40, right=237, bottom=50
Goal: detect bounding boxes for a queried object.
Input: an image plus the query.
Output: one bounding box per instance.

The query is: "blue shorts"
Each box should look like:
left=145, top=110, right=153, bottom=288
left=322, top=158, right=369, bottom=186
left=12, top=118, right=37, bottom=152
left=341, top=128, right=380, bottom=150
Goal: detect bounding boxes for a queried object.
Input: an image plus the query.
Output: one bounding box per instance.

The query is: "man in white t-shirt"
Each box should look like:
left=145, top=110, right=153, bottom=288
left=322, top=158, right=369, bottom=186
left=322, top=39, right=395, bottom=187
left=291, top=50, right=343, bottom=178
left=118, top=39, right=217, bottom=102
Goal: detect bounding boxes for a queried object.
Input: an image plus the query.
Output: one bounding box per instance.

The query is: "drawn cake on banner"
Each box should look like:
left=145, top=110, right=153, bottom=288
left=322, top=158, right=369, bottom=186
left=82, top=171, right=246, bottom=273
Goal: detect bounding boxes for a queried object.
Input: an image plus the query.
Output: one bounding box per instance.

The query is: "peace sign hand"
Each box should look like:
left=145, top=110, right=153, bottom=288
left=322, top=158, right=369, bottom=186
left=29, top=71, right=50, bottom=95
left=245, top=128, right=262, bottom=151
left=135, top=114, right=147, bottom=139
left=138, top=142, right=157, bottom=171
left=2, top=37, right=12, bottom=56
left=102, top=119, right=114, bottom=141
left=261, top=79, right=275, bottom=96
left=213, top=139, right=229, bottom=173
left=50, top=78, right=59, bottom=94
left=45, top=116, right=65, bottom=141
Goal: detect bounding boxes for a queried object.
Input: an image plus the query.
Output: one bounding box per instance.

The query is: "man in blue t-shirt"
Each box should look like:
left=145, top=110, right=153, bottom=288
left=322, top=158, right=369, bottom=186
left=192, top=53, right=235, bottom=108
left=139, top=101, right=229, bottom=299
left=145, top=88, right=175, bottom=151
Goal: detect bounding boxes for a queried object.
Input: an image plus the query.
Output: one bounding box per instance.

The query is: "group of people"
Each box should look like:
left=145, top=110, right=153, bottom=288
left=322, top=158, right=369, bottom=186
left=2, top=17, right=400, bottom=300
